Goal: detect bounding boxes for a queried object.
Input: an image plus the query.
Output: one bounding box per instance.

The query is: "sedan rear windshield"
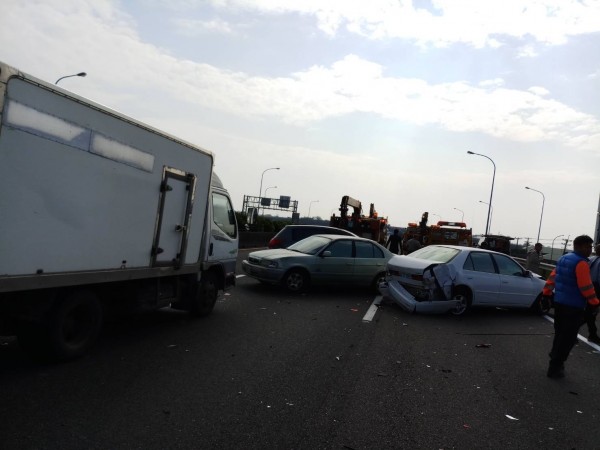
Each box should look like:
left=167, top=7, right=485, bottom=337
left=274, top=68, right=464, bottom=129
left=288, top=236, right=332, bottom=255
left=408, top=246, right=460, bottom=263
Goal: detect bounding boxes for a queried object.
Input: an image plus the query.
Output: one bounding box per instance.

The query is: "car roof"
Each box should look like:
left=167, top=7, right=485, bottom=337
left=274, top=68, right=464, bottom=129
left=311, top=234, right=381, bottom=243
left=284, top=225, right=353, bottom=231
left=421, top=244, right=511, bottom=256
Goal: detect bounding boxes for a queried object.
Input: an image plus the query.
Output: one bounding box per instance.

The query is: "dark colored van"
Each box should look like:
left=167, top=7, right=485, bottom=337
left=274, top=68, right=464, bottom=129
left=268, top=225, right=356, bottom=249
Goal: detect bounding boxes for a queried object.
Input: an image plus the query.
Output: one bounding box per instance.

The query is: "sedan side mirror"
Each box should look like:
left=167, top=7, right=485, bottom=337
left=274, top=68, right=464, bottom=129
left=321, top=251, right=332, bottom=258
left=524, top=270, right=532, bottom=277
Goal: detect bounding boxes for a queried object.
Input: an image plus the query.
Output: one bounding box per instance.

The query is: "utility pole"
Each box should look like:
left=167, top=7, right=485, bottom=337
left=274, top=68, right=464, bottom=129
left=562, top=236, right=570, bottom=255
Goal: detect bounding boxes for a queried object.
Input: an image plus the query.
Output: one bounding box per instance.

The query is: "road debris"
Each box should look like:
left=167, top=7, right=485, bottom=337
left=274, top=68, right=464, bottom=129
left=475, top=343, right=492, bottom=348
left=505, top=415, right=519, bottom=421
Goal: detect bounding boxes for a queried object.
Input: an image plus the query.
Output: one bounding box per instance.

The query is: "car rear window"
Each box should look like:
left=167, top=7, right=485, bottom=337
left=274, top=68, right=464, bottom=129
left=288, top=235, right=332, bottom=254
left=408, top=246, right=460, bottom=263
left=291, top=228, right=314, bottom=241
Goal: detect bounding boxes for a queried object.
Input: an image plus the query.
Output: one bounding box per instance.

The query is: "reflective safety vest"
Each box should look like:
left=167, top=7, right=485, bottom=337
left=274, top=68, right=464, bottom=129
left=554, top=252, right=591, bottom=309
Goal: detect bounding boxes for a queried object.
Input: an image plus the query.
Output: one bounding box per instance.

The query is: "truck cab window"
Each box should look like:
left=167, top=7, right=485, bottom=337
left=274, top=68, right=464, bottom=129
left=212, top=193, right=237, bottom=238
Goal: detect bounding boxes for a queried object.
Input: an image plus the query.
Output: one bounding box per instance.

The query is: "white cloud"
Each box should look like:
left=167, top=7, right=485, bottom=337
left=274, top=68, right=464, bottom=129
left=172, top=18, right=235, bottom=36
left=528, top=86, right=550, bottom=96
left=202, top=0, right=600, bottom=48
left=1, top=2, right=597, bottom=152
left=516, top=45, right=539, bottom=58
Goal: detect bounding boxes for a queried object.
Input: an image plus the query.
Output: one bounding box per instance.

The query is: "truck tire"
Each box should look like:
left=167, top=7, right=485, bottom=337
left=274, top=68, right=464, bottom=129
left=191, top=272, right=218, bottom=317
left=47, top=291, right=103, bottom=361
left=18, top=291, right=103, bottom=362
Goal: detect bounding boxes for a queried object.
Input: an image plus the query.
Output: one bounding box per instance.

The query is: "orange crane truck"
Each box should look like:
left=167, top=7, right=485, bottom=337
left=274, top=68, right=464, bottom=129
left=329, top=195, right=388, bottom=245
left=403, top=212, right=472, bottom=250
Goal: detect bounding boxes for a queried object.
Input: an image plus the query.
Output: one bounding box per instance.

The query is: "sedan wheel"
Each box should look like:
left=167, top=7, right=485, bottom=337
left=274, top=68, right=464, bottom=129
left=284, top=269, right=309, bottom=293
left=372, top=272, right=387, bottom=294
left=450, top=291, right=471, bottom=316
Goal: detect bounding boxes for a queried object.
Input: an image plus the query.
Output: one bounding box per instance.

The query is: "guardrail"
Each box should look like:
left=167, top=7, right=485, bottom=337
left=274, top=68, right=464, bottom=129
left=513, top=257, right=555, bottom=279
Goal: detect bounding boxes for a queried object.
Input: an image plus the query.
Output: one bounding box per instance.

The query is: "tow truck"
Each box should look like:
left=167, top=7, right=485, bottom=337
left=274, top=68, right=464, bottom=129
left=479, top=234, right=513, bottom=254
left=403, top=212, right=472, bottom=249
left=329, top=195, right=388, bottom=245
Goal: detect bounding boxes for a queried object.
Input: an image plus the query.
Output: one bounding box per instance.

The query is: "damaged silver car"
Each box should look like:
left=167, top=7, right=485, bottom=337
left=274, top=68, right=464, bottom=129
left=379, top=245, right=546, bottom=315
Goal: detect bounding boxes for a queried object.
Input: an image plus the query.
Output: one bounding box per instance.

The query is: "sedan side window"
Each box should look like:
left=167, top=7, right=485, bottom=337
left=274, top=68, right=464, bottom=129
left=464, top=252, right=496, bottom=274
left=355, top=241, right=374, bottom=258
left=493, top=254, right=524, bottom=276
left=326, top=240, right=353, bottom=257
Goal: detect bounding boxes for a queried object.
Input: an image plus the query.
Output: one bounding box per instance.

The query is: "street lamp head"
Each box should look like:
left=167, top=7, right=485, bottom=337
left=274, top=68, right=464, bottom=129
left=77, top=72, right=87, bottom=77
left=467, top=151, right=474, bottom=154
left=525, top=186, right=530, bottom=190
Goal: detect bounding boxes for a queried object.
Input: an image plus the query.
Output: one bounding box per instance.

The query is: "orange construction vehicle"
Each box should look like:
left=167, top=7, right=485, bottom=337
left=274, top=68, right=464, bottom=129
left=479, top=234, right=513, bottom=254
left=330, top=195, right=388, bottom=245
left=403, top=212, right=472, bottom=250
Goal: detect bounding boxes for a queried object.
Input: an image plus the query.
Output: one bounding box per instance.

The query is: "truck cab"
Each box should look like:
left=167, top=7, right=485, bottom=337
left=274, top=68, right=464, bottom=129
left=206, top=173, right=238, bottom=290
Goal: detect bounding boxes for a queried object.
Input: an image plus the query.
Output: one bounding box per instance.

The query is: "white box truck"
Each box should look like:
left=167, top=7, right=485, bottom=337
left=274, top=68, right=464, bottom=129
left=0, top=61, right=238, bottom=360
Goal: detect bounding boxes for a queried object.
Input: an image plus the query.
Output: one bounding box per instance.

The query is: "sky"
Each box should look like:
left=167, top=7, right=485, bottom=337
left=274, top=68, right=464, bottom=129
left=1, top=0, right=599, bottom=249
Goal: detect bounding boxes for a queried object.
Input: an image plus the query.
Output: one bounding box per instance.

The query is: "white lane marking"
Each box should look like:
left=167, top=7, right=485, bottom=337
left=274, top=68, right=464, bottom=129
left=363, top=296, right=383, bottom=323
left=543, top=315, right=600, bottom=353
left=236, top=274, right=246, bottom=278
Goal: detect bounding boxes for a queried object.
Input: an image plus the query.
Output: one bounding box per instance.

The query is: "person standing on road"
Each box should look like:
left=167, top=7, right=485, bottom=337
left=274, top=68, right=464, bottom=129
left=405, top=236, right=422, bottom=254
left=526, top=243, right=543, bottom=275
left=386, top=229, right=402, bottom=255
left=542, top=235, right=599, bottom=378
left=583, top=243, right=600, bottom=344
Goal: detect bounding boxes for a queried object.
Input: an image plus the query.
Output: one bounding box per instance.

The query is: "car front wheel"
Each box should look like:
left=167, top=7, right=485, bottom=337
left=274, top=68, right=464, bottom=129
left=283, top=269, right=309, bottom=293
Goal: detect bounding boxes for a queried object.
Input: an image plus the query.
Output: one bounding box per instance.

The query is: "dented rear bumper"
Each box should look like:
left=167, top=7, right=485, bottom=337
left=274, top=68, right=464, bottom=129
left=378, top=280, right=460, bottom=314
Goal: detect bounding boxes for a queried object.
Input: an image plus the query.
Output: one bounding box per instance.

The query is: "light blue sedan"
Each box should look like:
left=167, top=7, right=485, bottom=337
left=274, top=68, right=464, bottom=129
left=379, top=245, right=547, bottom=315
left=242, top=234, right=394, bottom=292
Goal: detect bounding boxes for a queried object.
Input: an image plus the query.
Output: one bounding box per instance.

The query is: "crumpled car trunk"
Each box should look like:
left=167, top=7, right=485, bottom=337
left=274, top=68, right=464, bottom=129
left=379, top=262, right=461, bottom=314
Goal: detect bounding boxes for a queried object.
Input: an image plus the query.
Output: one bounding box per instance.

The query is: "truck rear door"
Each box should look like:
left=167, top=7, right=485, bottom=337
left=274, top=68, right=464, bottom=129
left=152, top=167, right=195, bottom=268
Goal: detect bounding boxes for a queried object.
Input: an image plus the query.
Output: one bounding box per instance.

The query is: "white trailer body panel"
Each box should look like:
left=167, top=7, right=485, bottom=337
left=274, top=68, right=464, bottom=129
left=0, top=73, right=213, bottom=277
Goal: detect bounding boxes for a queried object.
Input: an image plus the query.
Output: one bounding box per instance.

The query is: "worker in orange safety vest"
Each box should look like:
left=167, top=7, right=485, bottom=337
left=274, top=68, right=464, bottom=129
left=542, top=235, right=599, bottom=378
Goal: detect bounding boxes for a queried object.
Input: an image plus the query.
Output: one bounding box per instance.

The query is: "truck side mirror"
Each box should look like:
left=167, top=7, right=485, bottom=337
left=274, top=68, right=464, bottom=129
left=321, top=251, right=332, bottom=258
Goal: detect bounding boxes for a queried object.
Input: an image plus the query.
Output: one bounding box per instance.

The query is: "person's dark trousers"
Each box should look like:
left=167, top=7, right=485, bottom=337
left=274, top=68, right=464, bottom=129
left=583, top=306, right=598, bottom=337
left=549, top=303, right=585, bottom=369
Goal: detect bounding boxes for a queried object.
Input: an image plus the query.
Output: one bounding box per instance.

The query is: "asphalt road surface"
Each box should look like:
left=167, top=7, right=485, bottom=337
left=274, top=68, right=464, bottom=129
left=1, top=249, right=600, bottom=449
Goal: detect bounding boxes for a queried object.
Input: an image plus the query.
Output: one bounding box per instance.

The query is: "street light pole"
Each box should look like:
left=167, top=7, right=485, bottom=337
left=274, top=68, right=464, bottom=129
left=55, top=72, right=87, bottom=85
left=264, top=186, right=277, bottom=198
left=467, top=151, right=496, bottom=236
left=453, top=207, right=464, bottom=222
left=478, top=201, right=494, bottom=233
left=551, top=234, right=564, bottom=262
left=525, top=186, right=545, bottom=243
left=258, top=167, right=280, bottom=200
left=308, top=200, right=319, bottom=219
left=258, top=167, right=279, bottom=217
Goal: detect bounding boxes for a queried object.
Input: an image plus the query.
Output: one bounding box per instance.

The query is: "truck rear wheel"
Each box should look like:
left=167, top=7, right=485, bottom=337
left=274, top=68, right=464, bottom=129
left=18, top=290, right=103, bottom=362
left=191, top=272, right=218, bottom=317
left=47, top=291, right=103, bottom=361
